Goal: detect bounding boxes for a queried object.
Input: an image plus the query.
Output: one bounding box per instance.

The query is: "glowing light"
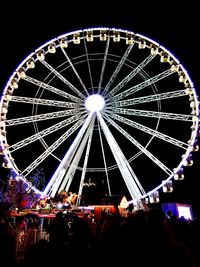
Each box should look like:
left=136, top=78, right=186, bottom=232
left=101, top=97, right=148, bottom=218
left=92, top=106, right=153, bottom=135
left=85, top=94, right=105, bottom=112
left=119, top=196, right=129, bottom=208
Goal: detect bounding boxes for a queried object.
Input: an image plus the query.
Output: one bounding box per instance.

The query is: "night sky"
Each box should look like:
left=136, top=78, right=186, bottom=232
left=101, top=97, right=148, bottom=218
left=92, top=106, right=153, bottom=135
left=0, top=3, right=199, bottom=216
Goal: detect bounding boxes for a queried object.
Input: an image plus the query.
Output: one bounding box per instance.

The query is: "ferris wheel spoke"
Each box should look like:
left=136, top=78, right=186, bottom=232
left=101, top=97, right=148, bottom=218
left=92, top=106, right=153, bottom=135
left=106, top=53, right=156, bottom=99
left=102, top=43, right=135, bottom=96
left=60, top=47, right=89, bottom=96
left=23, top=75, right=82, bottom=103
left=83, top=36, right=94, bottom=90
left=6, top=109, right=85, bottom=126
left=10, top=95, right=81, bottom=108
left=97, top=35, right=110, bottom=93
left=97, top=120, right=111, bottom=195
left=106, top=111, right=189, bottom=149
left=103, top=113, right=173, bottom=176
left=9, top=113, right=84, bottom=152
left=110, top=107, right=194, bottom=121
left=21, top=117, right=86, bottom=177
left=39, top=59, right=86, bottom=99
left=110, top=89, right=187, bottom=107
left=111, top=68, right=174, bottom=102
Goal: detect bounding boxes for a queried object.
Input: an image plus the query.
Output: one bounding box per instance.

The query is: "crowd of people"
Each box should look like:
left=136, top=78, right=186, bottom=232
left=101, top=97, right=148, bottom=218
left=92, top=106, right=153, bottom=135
left=0, top=201, right=200, bottom=267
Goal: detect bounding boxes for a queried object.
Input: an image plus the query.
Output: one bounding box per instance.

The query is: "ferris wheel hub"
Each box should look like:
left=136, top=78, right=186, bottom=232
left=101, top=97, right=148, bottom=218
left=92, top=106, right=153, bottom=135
left=85, top=94, right=105, bottom=112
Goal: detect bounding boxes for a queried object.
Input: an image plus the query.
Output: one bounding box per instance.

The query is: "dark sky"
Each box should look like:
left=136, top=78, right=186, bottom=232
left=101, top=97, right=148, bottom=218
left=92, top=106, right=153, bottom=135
left=0, top=3, right=199, bottom=216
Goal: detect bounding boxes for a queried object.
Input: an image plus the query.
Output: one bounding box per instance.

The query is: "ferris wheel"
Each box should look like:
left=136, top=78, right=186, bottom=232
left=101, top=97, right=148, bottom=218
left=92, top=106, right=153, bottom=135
left=0, top=27, right=199, bottom=206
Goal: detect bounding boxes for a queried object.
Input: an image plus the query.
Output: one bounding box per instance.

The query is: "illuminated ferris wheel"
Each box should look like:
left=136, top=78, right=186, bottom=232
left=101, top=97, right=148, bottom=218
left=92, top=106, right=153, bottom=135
left=0, top=27, right=199, bottom=206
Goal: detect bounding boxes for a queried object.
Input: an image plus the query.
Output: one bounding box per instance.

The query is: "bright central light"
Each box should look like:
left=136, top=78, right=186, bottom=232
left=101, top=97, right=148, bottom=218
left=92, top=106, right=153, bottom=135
left=85, top=94, right=105, bottom=112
